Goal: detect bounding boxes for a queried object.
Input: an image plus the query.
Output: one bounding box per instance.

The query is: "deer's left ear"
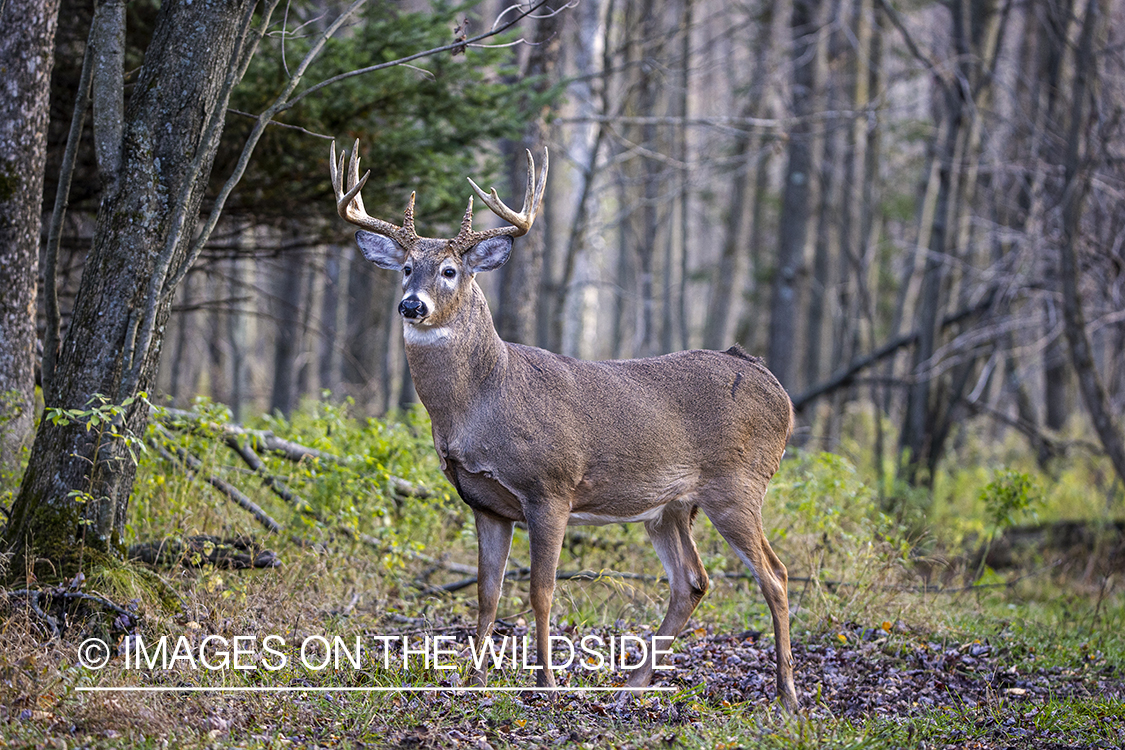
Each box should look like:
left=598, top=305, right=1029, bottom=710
left=463, top=236, right=512, bottom=273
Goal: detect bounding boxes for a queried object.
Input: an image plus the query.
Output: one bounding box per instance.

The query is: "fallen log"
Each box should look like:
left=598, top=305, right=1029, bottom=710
left=149, top=431, right=282, bottom=534
left=128, top=535, right=280, bottom=569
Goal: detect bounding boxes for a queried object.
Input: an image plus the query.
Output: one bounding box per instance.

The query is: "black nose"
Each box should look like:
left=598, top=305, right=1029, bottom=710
left=399, top=297, right=427, bottom=319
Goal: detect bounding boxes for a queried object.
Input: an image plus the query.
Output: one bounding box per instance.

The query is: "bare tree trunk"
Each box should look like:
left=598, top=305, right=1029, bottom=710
left=169, top=271, right=194, bottom=404
left=804, top=0, right=843, bottom=405
left=319, top=243, right=349, bottom=397
left=704, top=2, right=773, bottom=352
left=0, top=0, right=60, bottom=470
left=768, top=0, right=821, bottom=391
left=549, top=0, right=611, bottom=354
left=1058, top=0, right=1125, bottom=486
left=495, top=7, right=564, bottom=345
left=228, top=227, right=253, bottom=420
left=270, top=241, right=304, bottom=417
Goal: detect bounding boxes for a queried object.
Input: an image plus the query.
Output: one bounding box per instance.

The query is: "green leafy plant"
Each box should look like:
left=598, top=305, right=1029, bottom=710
left=973, top=468, right=1040, bottom=581
left=981, top=469, right=1040, bottom=533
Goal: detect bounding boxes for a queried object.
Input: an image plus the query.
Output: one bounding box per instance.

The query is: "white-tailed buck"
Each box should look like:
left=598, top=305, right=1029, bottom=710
left=330, top=140, right=798, bottom=709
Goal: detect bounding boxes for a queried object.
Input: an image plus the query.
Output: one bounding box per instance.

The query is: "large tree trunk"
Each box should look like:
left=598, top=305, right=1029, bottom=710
left=4, top=0, right=257, bottom=580
left=0, top=0, right=60, bottom=471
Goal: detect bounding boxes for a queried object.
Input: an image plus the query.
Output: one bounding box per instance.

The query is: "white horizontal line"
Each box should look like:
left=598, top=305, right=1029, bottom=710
left=77, top=686, right=678, bottom=693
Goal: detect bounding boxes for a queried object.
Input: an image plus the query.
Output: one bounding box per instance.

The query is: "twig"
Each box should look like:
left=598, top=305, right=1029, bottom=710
left=4, top=589, right=59, bottom=638
left=223, top=435, right=311, bottom=511
left=4, top=588, right=140, bottom=637
left=792, top=296, right=993, bottom=409
left=416, top=564, right=1067, bottom=598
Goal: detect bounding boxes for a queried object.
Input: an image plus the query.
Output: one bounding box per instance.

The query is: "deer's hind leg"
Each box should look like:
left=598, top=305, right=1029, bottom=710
left=624, top=501, right=710, bottom=690
left=701, top=480, right=798, bottom=710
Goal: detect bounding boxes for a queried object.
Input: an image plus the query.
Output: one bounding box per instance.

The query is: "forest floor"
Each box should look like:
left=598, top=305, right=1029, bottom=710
left=3, top=410, right=1124, bottom=748
left=3, top=553, right=1124, bottom=750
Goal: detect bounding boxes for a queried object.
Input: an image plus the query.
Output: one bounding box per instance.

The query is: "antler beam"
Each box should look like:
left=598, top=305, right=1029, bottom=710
left=329, top=139, right=419, bottom=249
left=450, top=149, right=549, bottom=253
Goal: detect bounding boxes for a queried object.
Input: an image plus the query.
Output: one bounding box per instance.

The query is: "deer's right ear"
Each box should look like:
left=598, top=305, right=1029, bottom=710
left=356, top=230, right=407, bottom=270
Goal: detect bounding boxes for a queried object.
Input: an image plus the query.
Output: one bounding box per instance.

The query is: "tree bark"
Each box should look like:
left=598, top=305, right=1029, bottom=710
left=704, top=1, right=773, bottom=352
left=0, top=0, right=60, bottom=471
left=270, top=239, right=304, bottom=416
left=1058, top=0, right=1125, bottom=487
left=5, top=0, right=258, bottom=580
left=768, top=0, right=821, bottom=391
left=495, top=7, right=564, bottom=346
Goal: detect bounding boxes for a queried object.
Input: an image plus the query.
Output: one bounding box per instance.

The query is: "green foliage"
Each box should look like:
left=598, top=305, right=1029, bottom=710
left=216, top=0, right=554, bottom=224
left=763, top=451, right=916, bottom=632
left=134, top=396, right=460, bottom=571
left=6, top=397, right=1125, bottom=750
left=45, top=392, right=151, bottom=467
left=0, top=388, right=28, bottom=512
left=980, top=469, right=1039, bottom=534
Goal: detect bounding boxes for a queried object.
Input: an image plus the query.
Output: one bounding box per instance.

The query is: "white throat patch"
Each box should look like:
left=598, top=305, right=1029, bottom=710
left=403, top=324, right=452, bottom=346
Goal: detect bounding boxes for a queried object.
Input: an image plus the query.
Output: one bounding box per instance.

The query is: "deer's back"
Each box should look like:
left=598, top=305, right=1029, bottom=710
left=486, top=345, right=790, bottom=494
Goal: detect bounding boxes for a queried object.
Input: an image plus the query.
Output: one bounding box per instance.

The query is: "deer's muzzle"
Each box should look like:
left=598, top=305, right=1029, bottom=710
left=399, top=296, right=428, bottom=320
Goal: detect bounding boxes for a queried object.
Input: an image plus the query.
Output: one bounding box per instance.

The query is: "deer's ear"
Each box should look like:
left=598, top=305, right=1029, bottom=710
left=356, top=230, right=406, bottom=270
left=463, top=236, right=512, bottom=273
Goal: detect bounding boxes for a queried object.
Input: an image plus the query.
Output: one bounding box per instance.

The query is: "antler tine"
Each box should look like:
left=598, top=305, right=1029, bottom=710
left=328, top=139, right=419, bottom=247
left=465, top=147, right=549, bottom=238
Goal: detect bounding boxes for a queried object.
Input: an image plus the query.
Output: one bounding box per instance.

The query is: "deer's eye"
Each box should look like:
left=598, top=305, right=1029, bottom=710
left=403, top=266, right=412, bottom=277
left=442, top=267, right=457, bottom=279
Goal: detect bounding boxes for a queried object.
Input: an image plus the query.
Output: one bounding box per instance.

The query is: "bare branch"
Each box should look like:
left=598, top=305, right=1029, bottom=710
left=150, top=429, right=283, bottom=534
left=280, top=0, right=554, bottom=114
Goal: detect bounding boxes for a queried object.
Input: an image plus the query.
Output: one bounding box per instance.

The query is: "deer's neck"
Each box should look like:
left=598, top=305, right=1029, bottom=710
left=403, top=280, right=507, bottom=435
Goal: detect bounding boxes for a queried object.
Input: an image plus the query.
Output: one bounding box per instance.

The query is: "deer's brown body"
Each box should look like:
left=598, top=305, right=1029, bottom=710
left=331, top=141, right=799, bottom=709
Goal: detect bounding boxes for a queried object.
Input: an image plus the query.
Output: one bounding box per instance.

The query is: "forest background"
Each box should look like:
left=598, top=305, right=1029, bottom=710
left=2, top=0, right=1125, bottom=747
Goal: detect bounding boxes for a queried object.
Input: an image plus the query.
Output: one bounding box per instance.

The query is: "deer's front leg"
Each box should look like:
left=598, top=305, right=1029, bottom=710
left=470, top=510, right=513, bottom=687
left=526, top=508, right=567, bottom=689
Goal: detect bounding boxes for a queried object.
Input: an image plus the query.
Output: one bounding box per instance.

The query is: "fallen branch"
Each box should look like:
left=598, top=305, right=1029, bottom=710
left=149, top=432, right=282, bottom=534
left=960, top=395, right=1104, bottom=457
left=792, top=297, right=993, bottom=409
left=155, top=407, right=434, bottom=498
left=416, top=564, right=1067, bottom=598
left=4, top=587, right=140, bottom=639
left=223, top=435, right=312, bottom=512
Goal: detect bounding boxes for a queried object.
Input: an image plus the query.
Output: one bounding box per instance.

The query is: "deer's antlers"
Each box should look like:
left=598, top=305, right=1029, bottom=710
left=330, top=140, right=420, bottom=249
left=451, top=149, right=549, bottom=252
left=330, top=140, right=548, bottom=253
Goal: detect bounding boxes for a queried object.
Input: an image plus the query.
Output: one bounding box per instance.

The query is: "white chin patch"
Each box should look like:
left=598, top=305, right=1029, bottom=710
left=403, top=323, right=451, bottom=345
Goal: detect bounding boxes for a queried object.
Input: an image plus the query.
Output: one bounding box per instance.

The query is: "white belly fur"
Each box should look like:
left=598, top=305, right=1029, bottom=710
left=567, top=506, right=667, bottom=526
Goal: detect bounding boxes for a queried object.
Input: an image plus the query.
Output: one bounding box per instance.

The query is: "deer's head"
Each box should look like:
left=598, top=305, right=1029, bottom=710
left=330, top=140, right=547, bottom=333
